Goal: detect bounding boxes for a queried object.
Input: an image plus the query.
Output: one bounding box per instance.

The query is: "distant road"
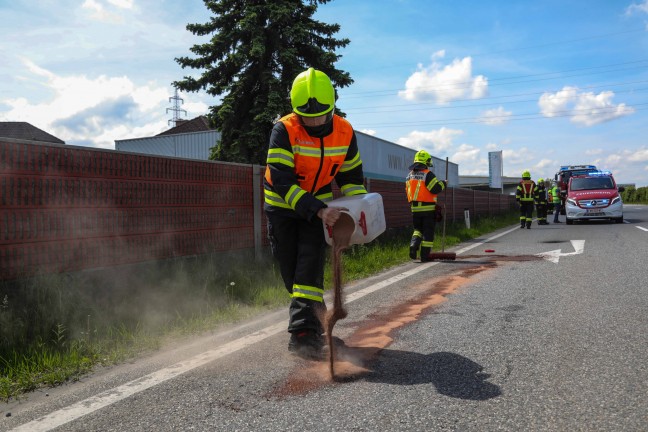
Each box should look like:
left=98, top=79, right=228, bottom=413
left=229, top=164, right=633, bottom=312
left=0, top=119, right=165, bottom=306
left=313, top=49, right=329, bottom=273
left=3, top=205, right=648, bottom=432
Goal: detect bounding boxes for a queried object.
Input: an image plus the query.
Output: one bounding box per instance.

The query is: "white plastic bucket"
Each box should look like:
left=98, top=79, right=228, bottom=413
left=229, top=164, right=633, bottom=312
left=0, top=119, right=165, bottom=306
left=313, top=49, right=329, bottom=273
left=323, top=193, right=386, bottom=246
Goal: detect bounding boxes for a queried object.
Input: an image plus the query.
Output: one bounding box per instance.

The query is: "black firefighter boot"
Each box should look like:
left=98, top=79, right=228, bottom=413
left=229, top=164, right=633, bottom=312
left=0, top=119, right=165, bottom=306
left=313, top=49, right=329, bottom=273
left=409, top=236, right=422, bottom=259
left=521, top=220, right=526, bottom=229
left=420, top=246, right=432, bottom=262
left=526, top=221, right=532, bottom=229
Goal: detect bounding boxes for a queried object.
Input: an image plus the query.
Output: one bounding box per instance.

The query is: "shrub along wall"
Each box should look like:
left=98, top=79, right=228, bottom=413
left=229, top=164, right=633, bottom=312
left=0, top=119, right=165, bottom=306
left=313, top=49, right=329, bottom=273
left=1, top=141, right=515, bottom=280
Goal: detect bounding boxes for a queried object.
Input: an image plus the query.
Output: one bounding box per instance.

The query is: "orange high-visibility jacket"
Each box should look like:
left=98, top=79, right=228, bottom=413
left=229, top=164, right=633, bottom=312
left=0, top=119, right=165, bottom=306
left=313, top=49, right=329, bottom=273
left=406, top=169, right=438, bottom=203
left=264, top=113, right=366, bottom=218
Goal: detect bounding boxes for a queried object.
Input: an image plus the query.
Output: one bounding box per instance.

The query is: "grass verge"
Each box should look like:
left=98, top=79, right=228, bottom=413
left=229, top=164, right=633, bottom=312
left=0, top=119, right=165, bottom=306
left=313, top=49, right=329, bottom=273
left=1, top=211, right=518, bottom=401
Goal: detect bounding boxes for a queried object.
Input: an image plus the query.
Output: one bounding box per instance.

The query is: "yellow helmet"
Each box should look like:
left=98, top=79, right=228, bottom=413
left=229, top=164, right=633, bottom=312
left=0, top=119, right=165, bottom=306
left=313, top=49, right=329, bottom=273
left=522, top=170, right=531, bottom=179
left=414, top=150, right=432, bottom=167
left=538, top=178, right=544, bottom=183
left=290, top=68, right=336, bottom=117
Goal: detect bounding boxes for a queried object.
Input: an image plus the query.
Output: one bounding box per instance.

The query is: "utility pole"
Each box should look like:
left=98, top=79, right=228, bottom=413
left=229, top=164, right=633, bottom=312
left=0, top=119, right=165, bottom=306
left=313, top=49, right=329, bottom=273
left=166, top=87, right=187, bottom=127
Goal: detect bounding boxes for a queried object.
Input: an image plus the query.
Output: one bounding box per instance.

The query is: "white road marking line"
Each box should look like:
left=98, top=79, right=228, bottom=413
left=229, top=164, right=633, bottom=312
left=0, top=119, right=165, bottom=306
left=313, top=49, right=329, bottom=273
left=637, top=226, right=648, bottom=232
left=536, top=240, right=586, bottom=263
left=10, top=225, right=520, bottom=432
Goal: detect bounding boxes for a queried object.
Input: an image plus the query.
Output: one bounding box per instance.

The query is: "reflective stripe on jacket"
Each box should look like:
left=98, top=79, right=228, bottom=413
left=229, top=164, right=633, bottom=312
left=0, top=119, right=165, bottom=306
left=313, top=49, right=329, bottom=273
left=406, top=168, right=445, bottom=212
left=516, top=180, right=536, bottom=202
left=535, top=186, right=548, bottom=204
left=264, top=113, right=367, bottom=216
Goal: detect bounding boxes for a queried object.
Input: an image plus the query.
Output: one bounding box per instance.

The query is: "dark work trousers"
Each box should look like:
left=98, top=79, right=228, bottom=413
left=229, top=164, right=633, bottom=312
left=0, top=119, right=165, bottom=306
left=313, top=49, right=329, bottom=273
left=553, top=203, right=562, bottom=222
left=536, top=203, right=548, bottom=224
left=412, top=210, right=437, bottom=260
left=519, top=201, right=534, bottom=227
left=266, top=213, right=327, bottom=335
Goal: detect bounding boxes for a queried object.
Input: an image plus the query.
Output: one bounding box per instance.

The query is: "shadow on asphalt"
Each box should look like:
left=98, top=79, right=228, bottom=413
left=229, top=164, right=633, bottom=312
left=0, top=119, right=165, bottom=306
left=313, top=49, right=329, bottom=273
left=347, top=347, right=502, bottom=401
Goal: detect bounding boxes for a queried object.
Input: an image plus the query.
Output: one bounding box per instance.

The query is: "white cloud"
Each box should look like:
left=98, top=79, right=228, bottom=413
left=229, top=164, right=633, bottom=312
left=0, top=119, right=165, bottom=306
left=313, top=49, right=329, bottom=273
left=81, top=0, right=128, bottom=23
left=359, top=129, right=377, bottom=136
left=108, top=0, right=134, bottom=9
left=396, top=127, right=464, bottom=154
left=538, top=86, right=635, bottom=126
left=182, top=101, right=210, bottom=115
left=585, top=148, right=603, bottom=156
left=585, top=148, right=648, bottom=185
left=534, top=158, right=555, bottom=171
left=406, top=136, right=563, bottom=179
left=503, top=147, right=535, bottom=166
left=538, top=86, right=578, bottom=117
left=478, top=106, right=512, bottom=125
left=1, top=59, right=195, bottom=149
left=451, top=144, right=480, bottom=164
left=398, top=56, right=488, bottom=104
left=431, top=50, right=446, bottom=60
left=627, top=147, right=648, bottom=162
left=625, top=0, right=648, bottom=15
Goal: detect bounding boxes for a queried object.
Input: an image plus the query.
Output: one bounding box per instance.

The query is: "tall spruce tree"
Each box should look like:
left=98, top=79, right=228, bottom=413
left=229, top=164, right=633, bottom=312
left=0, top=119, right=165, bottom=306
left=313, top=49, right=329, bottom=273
left=173, top=0, right=352, bottom=165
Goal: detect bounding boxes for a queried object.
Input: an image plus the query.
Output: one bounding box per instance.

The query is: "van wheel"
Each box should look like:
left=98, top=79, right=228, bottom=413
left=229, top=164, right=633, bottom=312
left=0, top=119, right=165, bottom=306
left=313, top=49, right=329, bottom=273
left=614, top=216, right=623, bottom=224
left=566, top=218, right=573, bottom=225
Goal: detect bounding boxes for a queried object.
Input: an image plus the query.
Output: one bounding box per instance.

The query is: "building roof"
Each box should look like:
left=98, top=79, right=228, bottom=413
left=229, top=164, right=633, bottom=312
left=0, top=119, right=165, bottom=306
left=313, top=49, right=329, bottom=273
left=0, top=121, right=65, bottom=144
left=156, top=116, right=213, bottom=136
left=459, top=175, right=522, bottom=186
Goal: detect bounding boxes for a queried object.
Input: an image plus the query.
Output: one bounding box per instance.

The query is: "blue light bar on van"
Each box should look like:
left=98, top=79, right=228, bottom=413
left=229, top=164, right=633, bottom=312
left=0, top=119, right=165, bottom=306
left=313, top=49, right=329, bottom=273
left=585, top=170, right=612, bottom=176
left=559, top=164, right=597, bottom=172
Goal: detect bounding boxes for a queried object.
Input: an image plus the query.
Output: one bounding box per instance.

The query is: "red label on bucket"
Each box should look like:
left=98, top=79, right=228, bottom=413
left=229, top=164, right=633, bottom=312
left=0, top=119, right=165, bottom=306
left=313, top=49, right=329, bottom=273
left=359, top=211, right=367, bottom=235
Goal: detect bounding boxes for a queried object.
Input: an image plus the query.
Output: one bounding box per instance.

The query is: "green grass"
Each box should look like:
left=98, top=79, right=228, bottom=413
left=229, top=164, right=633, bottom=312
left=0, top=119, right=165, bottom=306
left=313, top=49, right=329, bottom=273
left=0, top=211, right=518, bottom=401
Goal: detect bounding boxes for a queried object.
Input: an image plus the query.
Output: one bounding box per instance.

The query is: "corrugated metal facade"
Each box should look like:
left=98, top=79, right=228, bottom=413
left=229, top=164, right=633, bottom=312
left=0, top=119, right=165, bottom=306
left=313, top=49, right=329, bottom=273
left=115, top=129, right=459, bottom=186
left=115, top=130, right=220, bottom=160
left=355, top=132, right=458, bottom=185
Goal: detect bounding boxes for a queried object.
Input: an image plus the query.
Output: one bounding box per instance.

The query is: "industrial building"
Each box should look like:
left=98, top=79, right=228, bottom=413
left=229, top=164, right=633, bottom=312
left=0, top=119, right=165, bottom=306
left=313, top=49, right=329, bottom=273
left=115, top=116, right=463, bottom=186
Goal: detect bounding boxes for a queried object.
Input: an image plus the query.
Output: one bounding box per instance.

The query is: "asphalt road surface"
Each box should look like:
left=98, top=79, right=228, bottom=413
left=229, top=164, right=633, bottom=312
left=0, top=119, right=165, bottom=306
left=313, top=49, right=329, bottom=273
left=3, top=205, right=648, bottom=432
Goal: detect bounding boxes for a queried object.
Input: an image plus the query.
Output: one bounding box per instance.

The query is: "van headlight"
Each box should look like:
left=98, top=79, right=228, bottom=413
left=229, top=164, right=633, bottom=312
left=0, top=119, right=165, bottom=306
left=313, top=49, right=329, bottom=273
left=566, top=198, right=577, bottom=206
left=611, top=196, right=621, bottom=205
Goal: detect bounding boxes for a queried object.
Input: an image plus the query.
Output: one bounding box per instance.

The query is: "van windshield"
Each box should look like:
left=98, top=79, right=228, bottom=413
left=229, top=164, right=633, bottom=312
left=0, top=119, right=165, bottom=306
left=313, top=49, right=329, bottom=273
left=570, top=177, right=614, bottom=191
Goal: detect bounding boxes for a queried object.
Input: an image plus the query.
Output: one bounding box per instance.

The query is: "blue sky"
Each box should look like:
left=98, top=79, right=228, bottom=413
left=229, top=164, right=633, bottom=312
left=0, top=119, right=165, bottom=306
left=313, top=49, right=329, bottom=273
left=1, top=0, right=647, bottom=186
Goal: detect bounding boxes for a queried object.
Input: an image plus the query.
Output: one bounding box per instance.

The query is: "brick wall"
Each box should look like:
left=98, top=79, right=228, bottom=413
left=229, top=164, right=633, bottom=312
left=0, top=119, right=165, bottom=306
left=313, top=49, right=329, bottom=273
left=1, top=141, right=515, bottom=280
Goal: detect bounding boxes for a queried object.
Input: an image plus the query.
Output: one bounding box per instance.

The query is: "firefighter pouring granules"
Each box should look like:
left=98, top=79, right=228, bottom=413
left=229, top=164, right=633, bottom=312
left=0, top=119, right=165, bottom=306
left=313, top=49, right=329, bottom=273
left=516, top=170, right=537, bottom=229
left=264, top=68, right=367, bottom=360
left=405, top=150, right=447, bottom=262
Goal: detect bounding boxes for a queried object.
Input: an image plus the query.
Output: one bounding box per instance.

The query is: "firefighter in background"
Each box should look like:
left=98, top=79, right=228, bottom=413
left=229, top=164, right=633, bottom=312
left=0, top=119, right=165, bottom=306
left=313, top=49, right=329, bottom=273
left=406, top=150, right=447, bottom=262
left=264, top=68, right=367, bottom=360
left=550, top=181, right=562, bottom=223
left=535, top=178, right=549, bottom=225
left=516, top=170, right=536, bottom=229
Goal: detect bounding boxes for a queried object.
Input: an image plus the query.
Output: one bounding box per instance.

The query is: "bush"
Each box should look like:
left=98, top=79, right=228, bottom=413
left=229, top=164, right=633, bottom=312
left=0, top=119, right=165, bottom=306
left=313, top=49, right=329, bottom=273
left=621, top=186, right=648, bottom=204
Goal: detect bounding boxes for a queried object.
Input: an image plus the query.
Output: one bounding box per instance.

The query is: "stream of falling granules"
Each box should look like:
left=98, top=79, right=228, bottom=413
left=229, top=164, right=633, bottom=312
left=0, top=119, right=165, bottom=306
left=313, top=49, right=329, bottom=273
left=325, top=213, right=354, bottom=379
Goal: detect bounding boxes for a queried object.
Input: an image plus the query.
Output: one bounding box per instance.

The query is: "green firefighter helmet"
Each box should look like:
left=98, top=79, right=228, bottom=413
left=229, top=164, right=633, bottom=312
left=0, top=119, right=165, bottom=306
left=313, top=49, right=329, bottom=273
left=538, top=178, right=544, bottom=183
left=522, top=170, right=531, bottom=179
left=290, top=68, right=336, bottom=118
left=414, top=150, right=433, bottom=167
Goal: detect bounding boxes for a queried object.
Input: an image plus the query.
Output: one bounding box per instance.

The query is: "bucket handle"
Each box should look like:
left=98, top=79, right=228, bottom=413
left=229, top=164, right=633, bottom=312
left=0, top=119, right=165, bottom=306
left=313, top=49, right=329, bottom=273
left=325, top=211, right=367, bottom=238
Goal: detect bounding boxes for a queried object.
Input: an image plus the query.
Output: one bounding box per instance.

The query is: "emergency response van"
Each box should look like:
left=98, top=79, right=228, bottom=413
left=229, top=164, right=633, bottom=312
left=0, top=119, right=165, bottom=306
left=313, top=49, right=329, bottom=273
left=564, top=170, right=624, bottom=224
left=554, top=164, right=597, bottom=215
